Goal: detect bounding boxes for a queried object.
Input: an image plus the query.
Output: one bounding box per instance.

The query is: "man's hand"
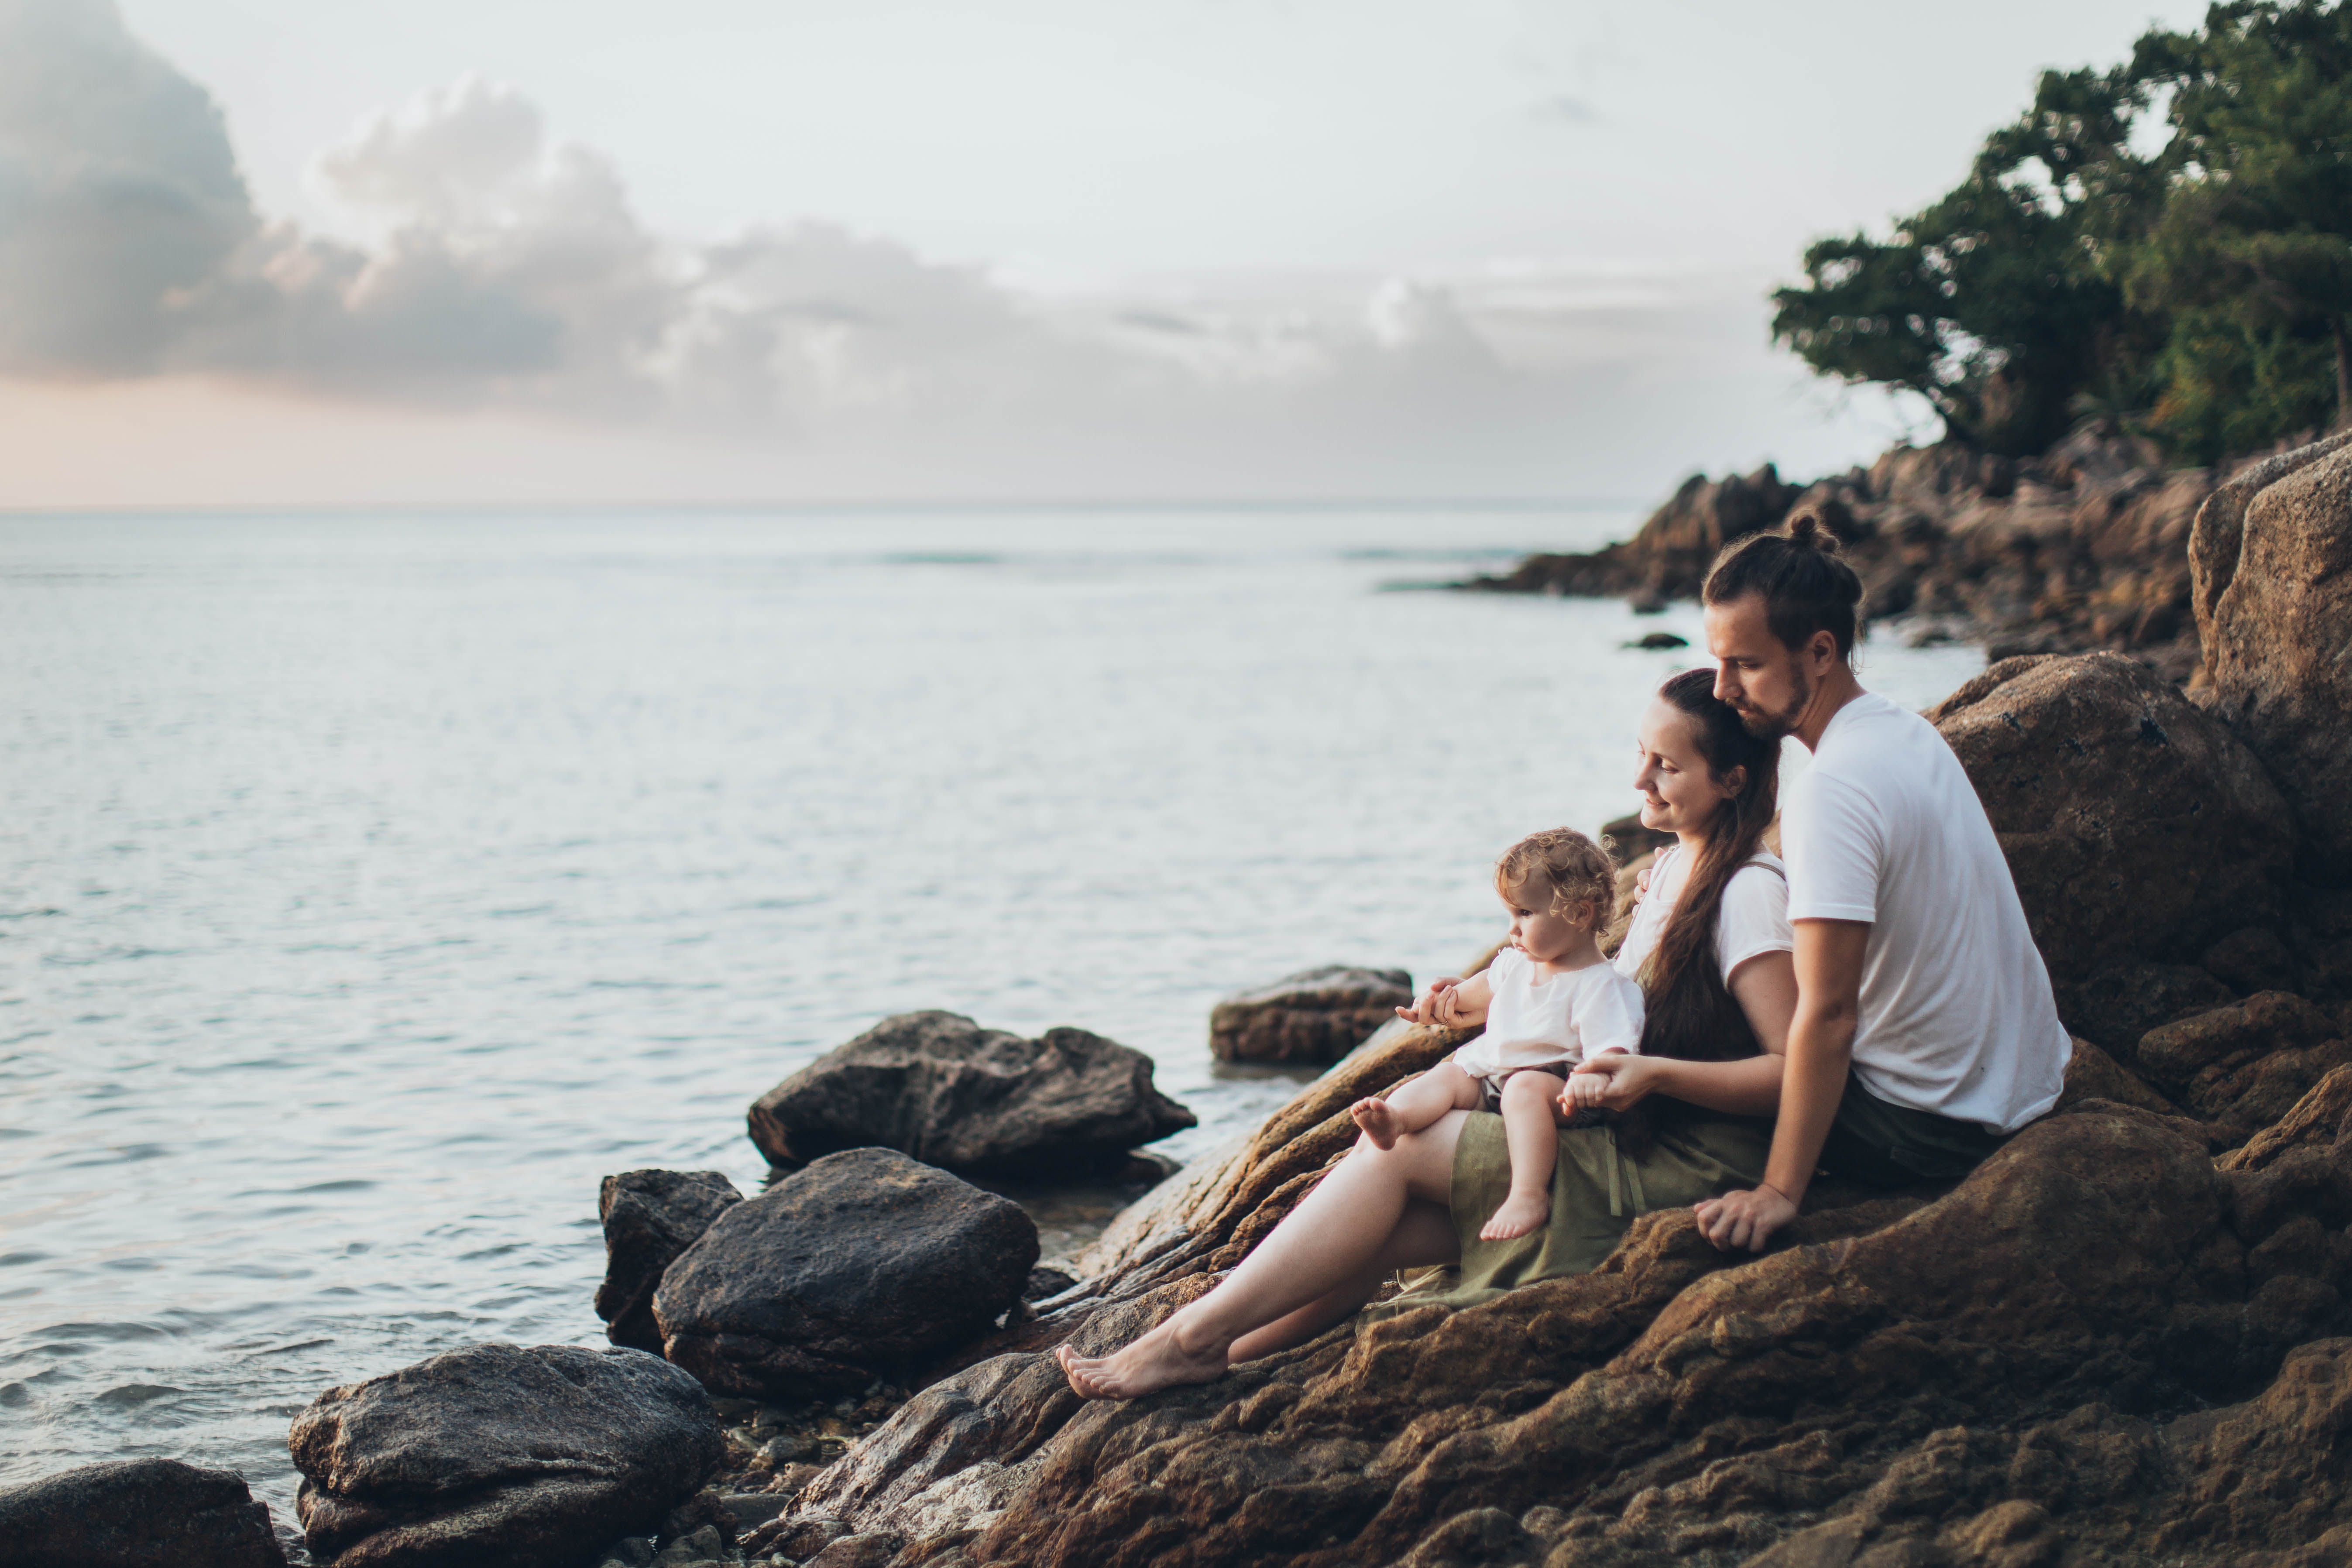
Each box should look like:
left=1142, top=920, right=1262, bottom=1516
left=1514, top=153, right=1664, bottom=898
left=1394, top=978, right=1462, bottom=1026
left=1693, top=1184, right=1798, bottom=1253
left=1563, top=1051, right=1660, bottom=1112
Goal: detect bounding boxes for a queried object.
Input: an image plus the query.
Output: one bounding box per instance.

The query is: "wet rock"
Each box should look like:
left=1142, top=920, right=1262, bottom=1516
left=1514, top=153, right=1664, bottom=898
left=654, top=1147, right=1038, bottom=1401
left=2191, top=428, right=2352, bottom=880
left=289, top=1342, right=721, bottom=1568
left=1207, top=967, right=1413, bottom=1066
left=747, top=1012, right=1194, bottom=1174
left=596, top=1170, right=744, bottom=1353
left=1928, top=651, right=2295, bottom=984
left=0, top=1457, right=287, bottom=1568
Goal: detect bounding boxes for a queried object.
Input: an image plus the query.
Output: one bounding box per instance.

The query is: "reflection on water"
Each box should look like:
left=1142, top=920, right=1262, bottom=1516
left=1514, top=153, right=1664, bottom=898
left=0, top=504, right=1983, bottom=1511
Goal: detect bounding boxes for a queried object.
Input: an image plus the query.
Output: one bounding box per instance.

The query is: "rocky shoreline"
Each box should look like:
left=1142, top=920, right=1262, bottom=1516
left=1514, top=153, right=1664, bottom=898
left=12, top=429, right=2352, bottom=1567
left=1457, top=422, right=2314, bottom=688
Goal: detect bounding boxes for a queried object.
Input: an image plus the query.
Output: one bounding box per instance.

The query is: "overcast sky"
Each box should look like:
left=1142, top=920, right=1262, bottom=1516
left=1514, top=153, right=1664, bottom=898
left=0, top=0, right=2208, bottom=507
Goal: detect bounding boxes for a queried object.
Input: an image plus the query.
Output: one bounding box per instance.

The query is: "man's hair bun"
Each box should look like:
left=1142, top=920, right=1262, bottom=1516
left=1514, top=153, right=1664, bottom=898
left=1784, top=510, right=1841, bottom=555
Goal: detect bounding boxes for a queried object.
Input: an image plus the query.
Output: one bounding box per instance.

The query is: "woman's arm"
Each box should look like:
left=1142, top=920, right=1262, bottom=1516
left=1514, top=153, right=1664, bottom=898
left=1567, top=948, right=1796, bottom=1117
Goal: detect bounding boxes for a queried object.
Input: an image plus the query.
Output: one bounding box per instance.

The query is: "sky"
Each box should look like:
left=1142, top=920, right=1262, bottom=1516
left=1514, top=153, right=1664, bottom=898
left=0, top=0, right=2211, bottom=507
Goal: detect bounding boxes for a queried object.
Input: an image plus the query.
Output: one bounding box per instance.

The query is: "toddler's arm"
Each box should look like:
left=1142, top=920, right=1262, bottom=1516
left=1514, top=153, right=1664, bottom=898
left=1434, top=971, right=1491, bottom=1027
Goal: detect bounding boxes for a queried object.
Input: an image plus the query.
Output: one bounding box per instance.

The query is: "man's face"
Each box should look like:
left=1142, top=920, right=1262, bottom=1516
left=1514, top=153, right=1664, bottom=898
left=1704, top=593, right=1811, bottom=740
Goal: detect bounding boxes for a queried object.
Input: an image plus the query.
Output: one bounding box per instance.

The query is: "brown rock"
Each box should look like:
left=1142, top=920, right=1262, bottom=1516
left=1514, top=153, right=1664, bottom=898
left=1207, top=967, right=1413, bottom=1066
left=2191, top=428, right=2352, bottom=879
left=595, top=1170, right=743, bottom=1354
left=0, top=1458, right=287, bottom=1568
left=747, top=1012, right=1194, bottom=1175
left=1928, top=651, right=2295, bottom=984
left=652, top=1148, right=1038, bottom=1401
left=2135, top=993, right=2352, bottom=1143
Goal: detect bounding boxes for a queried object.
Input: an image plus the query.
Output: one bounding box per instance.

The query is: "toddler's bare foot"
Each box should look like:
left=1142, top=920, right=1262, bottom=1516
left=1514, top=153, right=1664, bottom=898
left=1479, top=1190, right=1552, bottom=1241
left=1350, top=1096, right=1401, bottom=1150
left=1055, top=1323, right=1228, bottom=1401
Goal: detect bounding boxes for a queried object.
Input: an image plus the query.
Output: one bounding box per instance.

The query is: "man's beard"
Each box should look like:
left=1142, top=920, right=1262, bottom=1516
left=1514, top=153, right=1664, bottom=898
left=1737, top=666, right=1813, bottom=740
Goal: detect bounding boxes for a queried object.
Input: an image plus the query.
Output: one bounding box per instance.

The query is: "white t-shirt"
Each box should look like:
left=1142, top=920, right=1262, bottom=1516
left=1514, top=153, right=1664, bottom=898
left=1455, top=945, right=1644, bottom=1079
left=1613, top=845, right=1792, bottom=987
left=1780, top=690, right=2071, bottom=1133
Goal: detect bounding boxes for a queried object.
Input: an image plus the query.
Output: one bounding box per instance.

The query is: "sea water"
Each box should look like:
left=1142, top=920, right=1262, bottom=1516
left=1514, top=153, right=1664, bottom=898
left=0, top=505, right=1983, bottom=1512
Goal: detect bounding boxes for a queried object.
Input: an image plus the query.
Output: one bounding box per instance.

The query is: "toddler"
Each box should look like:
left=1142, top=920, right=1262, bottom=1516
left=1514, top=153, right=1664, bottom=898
left=1350, top=827, right=1644, bottom=1240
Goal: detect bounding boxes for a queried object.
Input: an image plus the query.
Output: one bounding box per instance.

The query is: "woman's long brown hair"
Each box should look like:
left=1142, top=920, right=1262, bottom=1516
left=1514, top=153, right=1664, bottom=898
left=1636, top=667, right=1781, bottom=1062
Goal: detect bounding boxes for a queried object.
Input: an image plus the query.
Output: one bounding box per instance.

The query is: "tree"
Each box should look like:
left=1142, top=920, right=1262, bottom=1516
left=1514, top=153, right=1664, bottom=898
left=1772, top=1, right=2352, bottom=460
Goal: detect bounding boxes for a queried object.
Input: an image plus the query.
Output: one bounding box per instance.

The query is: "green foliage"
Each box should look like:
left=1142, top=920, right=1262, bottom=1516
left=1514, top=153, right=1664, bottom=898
left=1773, top=1, right=2352, bottom=461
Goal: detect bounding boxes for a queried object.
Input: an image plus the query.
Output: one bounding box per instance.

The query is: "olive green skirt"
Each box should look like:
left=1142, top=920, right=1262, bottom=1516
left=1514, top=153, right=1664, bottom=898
left=1380, top=1106, right=1772, bottom=1313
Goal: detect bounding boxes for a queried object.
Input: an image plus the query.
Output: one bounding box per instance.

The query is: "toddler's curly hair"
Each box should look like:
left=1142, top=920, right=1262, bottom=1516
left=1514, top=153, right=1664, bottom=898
left=1494, top=827, right=1617, bottom=930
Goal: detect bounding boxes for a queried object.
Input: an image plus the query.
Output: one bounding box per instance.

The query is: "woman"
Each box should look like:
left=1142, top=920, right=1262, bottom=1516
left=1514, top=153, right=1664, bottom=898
left=1059, top=669, right=1798, bottom=1399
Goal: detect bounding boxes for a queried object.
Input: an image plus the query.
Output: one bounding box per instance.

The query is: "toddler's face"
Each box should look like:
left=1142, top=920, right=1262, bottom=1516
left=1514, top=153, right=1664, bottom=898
left=1500, top=875, right=1587, bottom=963
left=1634, top=700, right=1735, bottom=834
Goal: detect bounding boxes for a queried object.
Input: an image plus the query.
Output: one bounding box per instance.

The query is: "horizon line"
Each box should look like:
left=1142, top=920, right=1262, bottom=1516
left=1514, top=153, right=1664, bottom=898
left=0, top=494, right=1657, bottom=522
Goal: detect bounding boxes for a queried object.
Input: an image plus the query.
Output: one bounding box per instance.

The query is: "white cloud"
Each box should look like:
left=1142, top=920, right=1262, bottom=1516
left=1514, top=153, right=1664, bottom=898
left=0, top=0, right=1913, bottom=498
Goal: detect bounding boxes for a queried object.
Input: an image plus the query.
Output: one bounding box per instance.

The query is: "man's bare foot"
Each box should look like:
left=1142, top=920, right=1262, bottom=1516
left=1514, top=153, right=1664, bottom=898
left=1349, top=1096, right=1401, bottom=1150
left=1055, top=1321, right=1229, bottom=1401
left=1479, top=1190, right=1551, bottom=1241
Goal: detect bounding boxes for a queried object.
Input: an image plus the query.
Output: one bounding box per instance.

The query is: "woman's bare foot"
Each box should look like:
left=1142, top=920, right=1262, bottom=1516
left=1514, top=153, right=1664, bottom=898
left=1479, top=1190, right=1551, bottom=1241
left=1350, top=1096, right=1401, bottom=1150
left=1055, top=1322, right=1229, bottom=1400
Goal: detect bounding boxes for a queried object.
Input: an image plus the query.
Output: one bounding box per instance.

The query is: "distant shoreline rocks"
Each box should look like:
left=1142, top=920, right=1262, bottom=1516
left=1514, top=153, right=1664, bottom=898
left=1458, top=422, right=2292, bottom=684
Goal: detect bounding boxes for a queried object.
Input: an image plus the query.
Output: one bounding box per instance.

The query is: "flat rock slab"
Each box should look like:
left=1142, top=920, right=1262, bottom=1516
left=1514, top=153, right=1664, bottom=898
left=654, top=1147, right=1038, bottom=1400
left=746, top=1011, right=1193, bottom=1173
left=0, top=1457, right=286, bottom=1568
left=1207, top=966, right=1412, bottom=1065
left=595, top=1169, right=744, bottom=1352
left=290, top=1342, right=722, bottom=1568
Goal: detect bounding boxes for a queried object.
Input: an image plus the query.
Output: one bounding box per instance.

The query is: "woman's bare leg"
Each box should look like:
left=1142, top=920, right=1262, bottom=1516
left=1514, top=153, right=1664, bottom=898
left=1480, top=1070, right=1566, bottom=1241
left=1226, top=1198, right=1457, bottom=1362
left=1058, top=1110, right=1470, bottom=1400
left=1350, top=1059, right=1480, bottom=1150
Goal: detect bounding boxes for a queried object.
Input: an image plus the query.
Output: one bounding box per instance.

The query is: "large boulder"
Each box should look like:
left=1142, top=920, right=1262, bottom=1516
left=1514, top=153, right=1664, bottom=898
left=2133, top=992, right=2352, bottom=1145
left=289, top=1343, right=721, bottom=1568
left=1928, top=651, right=2297, bottom=1002
left=1207, top=966, right=1412, bottom=1065
left=747, top=1012, right=1194, bottom=1174
left=652, top=1147, right=1038, bottom=1401
left=595, top=1169, right=743, bottom=1353
left=2192, top=427, right=2352, bottom=881
left=0, top=1458, right=286, bottom=1568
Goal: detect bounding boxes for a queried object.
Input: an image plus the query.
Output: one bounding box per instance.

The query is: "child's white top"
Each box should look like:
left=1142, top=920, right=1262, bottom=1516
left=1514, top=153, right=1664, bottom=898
left=1454, top=946, right=1644, bottom=1079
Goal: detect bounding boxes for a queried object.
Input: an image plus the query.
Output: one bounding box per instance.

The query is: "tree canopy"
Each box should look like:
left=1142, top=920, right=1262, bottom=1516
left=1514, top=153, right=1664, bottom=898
left=1772, top=0, right=2352, bottom=461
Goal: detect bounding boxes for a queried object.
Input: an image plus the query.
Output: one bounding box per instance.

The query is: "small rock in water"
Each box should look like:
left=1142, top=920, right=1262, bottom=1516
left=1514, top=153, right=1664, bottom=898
left=596, top=1169, right=745, bottom=1353
left=654, top=1147, right=1038, bottom=1400
left=0, top=1457, right=287, bottom=1568
left=290, top=1342, right=722, bottom=1568
left=746, top=1011, right=1194, bottom=1173
left=1208, top=966, right=1413, bottom=1065
left=1623, top=630, right=1688, bottom=649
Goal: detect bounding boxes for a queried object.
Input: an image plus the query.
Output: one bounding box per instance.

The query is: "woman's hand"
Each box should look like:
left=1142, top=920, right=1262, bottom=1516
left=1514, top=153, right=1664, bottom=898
left=1562, top=1051, right=1662, bottom=1112
left=1394, top=978, right=1462, bottom=1026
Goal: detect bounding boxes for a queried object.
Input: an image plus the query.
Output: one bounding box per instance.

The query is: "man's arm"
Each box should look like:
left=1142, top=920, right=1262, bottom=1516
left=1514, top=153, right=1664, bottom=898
left=1693, top=918, right=1869, bottom=1251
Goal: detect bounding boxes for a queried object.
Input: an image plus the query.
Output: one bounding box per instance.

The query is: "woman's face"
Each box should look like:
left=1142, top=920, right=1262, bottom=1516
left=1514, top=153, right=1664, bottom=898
left=1634, top=700, right=1740, bottom=835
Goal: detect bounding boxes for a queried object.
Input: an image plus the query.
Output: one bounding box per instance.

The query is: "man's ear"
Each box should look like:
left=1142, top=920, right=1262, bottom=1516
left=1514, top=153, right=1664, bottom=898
left=1806, top=628, right=1839, bottom=670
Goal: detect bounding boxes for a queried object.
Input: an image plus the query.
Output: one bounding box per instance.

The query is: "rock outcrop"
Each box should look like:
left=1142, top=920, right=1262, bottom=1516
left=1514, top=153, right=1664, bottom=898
left=748, top=1012, right=1195, bottom=1174
left=0, top=1458, right=287, bottom=1568
left=653, top=1148, right=1039, bottom=1401
left=2190, top=427, right=2352, bottom=881
left=1207, top=967, right=1413, bottom=1065
left=1926, top=652, right=2297, bottom=1037
left=596, top=1169, right=744, bottom=1353
left=289, top=1342, right=721, bottom=1568
left=1465, top=424, right=2239, bottom=679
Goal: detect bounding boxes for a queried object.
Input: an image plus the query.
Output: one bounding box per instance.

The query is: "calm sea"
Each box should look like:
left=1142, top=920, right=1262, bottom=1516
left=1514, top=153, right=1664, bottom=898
left=0, top=505, right=1983, bottom=1513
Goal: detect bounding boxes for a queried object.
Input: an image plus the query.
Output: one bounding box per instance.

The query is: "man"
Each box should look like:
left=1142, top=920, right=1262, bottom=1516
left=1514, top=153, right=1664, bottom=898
left=1690, top=513, right=2071, bottom=1253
